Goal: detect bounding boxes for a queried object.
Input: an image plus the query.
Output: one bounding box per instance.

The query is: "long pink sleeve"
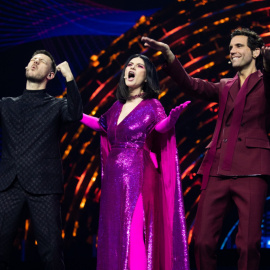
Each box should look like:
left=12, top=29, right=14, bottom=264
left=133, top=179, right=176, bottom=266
left=155, top=101, right=190, bottom=133
left=81, top=113, right=102, bottom=131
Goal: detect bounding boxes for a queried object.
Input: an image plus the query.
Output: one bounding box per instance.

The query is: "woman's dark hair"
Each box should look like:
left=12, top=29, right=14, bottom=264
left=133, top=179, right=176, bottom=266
left=231, top=28, right=264, bottom=68
left=116, top=54, right=160, bottom=103
left=32, top=50, right=57, bottom=73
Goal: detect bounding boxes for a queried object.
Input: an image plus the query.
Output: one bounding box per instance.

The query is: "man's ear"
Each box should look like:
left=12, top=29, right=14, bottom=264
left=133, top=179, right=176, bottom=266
left=47, top=72, right=55, bottom=80
left=253, top=48, right=260, bottom=59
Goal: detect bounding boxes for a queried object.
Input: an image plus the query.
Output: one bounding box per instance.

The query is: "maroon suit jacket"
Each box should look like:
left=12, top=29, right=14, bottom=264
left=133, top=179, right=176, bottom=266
left=164, top=57, right=270, bottom=177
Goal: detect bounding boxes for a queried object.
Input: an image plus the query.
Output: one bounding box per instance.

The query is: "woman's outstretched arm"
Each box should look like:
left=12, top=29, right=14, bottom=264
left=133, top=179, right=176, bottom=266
left=81, top=113, right=102, bottom=131
left=155, top=101, right=190, bottom=133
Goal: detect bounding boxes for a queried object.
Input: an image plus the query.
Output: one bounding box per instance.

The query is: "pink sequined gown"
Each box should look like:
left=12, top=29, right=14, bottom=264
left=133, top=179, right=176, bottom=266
left=97, top=99, right=189, bottom=270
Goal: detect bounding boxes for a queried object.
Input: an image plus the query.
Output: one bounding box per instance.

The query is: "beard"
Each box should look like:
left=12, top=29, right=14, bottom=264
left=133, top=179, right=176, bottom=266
left=25, top=70, right=46, bottom=83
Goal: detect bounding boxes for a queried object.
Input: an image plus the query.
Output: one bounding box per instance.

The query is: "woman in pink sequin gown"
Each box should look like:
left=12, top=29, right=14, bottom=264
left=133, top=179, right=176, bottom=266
left=81, top=54, right=190, bottom=270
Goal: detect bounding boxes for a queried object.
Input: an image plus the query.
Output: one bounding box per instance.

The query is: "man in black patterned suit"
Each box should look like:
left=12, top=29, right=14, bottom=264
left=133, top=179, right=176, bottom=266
left=0, top=50, right=82, bottom=270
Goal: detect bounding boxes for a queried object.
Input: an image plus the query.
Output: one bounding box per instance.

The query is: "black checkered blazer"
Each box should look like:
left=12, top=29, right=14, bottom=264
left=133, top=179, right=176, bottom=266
left=0, top=80, right=82, bottom=194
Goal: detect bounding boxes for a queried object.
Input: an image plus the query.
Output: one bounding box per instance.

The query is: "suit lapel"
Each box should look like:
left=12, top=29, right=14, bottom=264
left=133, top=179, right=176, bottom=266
left=246, top=70, right=262, bottom=96
left=200, top=75, right=236, bottom=189
left=226, top=78, right=239, bottom=120
left=226, top=70, right=262, bottom=120
left=228, top=79, right=239, bottom=102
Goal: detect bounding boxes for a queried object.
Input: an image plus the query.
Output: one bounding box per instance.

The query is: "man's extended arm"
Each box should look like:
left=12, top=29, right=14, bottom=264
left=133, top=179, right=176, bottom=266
left=57, top=61, right=83, bottom=122
left=141, top=36, right=220, bottom=102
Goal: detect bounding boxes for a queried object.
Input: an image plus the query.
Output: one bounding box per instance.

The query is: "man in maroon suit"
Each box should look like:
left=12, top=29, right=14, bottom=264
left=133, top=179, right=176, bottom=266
left=142, top=28, right=270, bottom=270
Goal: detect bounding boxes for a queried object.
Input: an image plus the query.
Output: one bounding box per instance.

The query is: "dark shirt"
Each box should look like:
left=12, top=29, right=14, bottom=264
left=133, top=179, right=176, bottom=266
left=0, top=80, right=82, bottom=194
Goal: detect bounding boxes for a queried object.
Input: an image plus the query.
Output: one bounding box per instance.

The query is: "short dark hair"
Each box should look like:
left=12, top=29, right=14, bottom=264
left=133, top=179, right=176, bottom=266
left=32, top=50, right=57, bottom=73
left=231, top=28, right=264, bottom=69
left=116, top=54, right=160, bottom=103
left=231, top=28, right=264, bottom=50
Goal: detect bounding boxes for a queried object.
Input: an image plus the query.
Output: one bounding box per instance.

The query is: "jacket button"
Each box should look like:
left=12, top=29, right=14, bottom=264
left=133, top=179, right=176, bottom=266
left=223, top=139, right=228, bottom=142
left=238, top=138, right=242, bottom=141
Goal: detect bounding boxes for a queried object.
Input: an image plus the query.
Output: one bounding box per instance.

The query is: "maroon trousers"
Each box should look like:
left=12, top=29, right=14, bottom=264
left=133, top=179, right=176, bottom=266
left=193, top=176, right=268, bottom=270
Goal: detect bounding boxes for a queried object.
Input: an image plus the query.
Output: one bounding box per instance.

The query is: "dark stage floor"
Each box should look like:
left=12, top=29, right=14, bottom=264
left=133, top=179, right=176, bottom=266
left=7, top=249, right=270, bottom=270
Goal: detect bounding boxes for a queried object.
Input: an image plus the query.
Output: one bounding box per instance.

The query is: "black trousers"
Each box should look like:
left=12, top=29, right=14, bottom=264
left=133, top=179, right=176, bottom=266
left=0, top=179, right=65, bottom=270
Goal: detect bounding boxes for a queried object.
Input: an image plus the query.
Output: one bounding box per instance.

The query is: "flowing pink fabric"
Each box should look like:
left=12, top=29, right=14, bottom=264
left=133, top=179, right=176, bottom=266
left=98, top=99, right=189, bottom=270
left=129, top=194, right=147, bottom=270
